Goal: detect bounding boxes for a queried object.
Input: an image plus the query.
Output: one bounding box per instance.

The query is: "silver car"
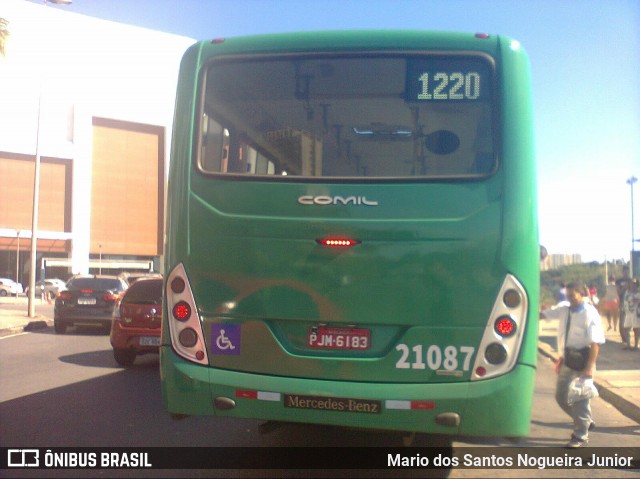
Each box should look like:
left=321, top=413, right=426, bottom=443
left=0, top=278, right=23, bottom=297
left=24, top=279, right=66, bottom=299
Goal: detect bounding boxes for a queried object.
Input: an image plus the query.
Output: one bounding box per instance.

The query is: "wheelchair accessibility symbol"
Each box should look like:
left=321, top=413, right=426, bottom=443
left=212, top=324, right=241, bottom=355
left=216, top=329, right=235, bottom=350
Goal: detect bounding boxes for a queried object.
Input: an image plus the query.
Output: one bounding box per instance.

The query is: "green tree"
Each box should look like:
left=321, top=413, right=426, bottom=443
left=0, top=18, right=9, bottom=58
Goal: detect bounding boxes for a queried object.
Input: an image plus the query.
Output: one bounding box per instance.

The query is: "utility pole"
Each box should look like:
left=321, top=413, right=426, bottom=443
left=628, top=176, right=637, bottom=278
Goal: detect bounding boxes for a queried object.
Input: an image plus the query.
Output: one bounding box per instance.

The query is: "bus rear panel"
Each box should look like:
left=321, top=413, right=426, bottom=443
left=161, top=31, right=538, bottom=438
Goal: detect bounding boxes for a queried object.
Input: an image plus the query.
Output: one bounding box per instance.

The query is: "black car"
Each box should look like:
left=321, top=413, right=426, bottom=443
left=54, top=275, right=128, bottom=334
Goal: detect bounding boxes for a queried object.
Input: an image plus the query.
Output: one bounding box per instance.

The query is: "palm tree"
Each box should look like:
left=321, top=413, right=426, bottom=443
left=0, top=18, right=9, bottom=58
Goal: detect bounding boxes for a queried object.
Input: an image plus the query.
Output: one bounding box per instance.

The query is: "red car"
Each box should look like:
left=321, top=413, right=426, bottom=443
left=110, top=277, right=163, bottom=367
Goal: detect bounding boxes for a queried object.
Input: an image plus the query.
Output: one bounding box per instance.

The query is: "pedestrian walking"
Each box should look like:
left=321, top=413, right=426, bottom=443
left=601, top=276, right=619, bottom=332
left=541, top=283, right=606, bottom=448
left=622, top=278, right=640, bottom=350
left=616, top=268, right=631, bottom=344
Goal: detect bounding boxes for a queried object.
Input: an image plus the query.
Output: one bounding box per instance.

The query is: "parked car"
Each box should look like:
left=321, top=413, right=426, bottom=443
left=54, top=275, right=128, bottom=334
left=118, top=272, right=162, bottom=285
left=0, top=278, right=23, bottom=297
left=110, top=277, right=163, bottom=367
left=24, top=278, right=66, bottom=299
left=127, top=273, right=163, bottom=285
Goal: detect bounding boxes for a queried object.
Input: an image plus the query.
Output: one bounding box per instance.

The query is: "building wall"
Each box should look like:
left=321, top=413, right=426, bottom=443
left=0, top=153, right=72, bottom=238
left=0, top=0, right=194, bottom=279
left=91, top=118, right=164, bottom=257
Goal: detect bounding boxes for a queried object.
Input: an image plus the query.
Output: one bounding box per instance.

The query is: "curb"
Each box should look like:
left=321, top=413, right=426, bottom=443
left=0, top=318, right=54, bottom=338
left=537, top=342, right=640, bottom=425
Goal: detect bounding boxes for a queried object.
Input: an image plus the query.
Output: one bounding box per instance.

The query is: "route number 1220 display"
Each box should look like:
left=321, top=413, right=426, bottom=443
left=417, top=71, right=481, bottom=101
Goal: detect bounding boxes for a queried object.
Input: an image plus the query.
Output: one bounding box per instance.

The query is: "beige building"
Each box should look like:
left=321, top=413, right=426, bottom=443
left=0, top=0, right=194, bottom=283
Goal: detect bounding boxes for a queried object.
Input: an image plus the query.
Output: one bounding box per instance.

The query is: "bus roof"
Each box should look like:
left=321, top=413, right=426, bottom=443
left=195, top=30, right=514, bottom=57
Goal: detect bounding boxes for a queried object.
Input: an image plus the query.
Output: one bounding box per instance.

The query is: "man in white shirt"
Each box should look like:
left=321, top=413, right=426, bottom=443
left=541, top=283, right=606, bottom=448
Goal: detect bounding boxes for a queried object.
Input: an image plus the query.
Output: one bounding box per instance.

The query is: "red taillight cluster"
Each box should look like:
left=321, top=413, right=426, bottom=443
left=165, top=263, right=208, bottom=365
left=472, top=277, right=527, bottom=381
left=57, top=291, right=73, bottom=300
left=102, top=292, right=121, bottom=303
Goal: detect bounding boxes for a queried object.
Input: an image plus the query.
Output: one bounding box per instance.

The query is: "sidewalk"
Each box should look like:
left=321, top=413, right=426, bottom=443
left=1, top=296, right=639, bottom=424
left=0, top=296, right=53, bottom=337
left=538, top=315, right=640, bottom=425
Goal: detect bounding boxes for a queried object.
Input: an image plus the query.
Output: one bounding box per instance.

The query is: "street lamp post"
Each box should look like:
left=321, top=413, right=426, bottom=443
left=628, top=176, right=638, bottom=278
left=27, top=0, right=73, bottom=317
left=15, top=231, right=21, bottom=298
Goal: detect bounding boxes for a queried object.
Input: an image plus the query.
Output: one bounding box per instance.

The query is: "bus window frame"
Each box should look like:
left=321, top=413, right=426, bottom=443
left=194, top=50, right=500, bottom=184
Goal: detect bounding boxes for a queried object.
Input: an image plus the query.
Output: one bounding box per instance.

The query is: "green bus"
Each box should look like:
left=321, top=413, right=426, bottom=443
left=161, top=30, right=538, bottom=441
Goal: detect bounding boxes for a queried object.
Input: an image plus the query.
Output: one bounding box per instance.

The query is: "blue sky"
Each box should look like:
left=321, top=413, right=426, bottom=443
left=39, top=0, right=640, bottom=263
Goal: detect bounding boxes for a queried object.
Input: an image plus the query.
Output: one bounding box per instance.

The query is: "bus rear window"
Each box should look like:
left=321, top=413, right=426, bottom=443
left=199, top=55, right=495, bottom=179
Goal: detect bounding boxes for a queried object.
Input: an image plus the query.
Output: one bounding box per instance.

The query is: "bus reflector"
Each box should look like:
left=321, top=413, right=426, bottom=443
left=385, top=400, right=436, bottom=410
left=317, top=238, right=361, bottom=247
left=235, top=390, right=281, bottom=401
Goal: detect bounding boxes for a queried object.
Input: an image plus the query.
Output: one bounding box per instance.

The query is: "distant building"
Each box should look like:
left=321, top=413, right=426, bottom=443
left=540, top=253, right=583, bottom=271
left=0, top=0, right=195, bottom=282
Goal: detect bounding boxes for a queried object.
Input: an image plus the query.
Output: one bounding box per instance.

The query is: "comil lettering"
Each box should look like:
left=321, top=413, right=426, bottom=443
left=298, top=195, right=379, bottom=206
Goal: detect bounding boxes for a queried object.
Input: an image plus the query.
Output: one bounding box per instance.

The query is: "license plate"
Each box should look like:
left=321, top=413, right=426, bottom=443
left=78, top=297, right=96, bottom=305
left=308, top=327, right=370, bottom=350
left=139, top=336, right=160, bottom=346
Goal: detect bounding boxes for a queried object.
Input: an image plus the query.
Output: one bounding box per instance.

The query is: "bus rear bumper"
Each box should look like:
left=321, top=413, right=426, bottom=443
left=161, top=346, right=535, bottom=436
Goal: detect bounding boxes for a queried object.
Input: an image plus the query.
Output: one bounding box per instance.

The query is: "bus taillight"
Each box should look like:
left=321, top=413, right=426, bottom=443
left=170, top=276, right=186, bottom=294
left=165, top=263, right=208, bottom=365
left=494, top=316, right=516, bottom=337
left=503, top=289, right=522, bottom=308
left=484, top=343, right=508, bottom=365
left=172, top=301, right=191, bottom=321
left=178, top=327, right=198, bottom=348
left=471, top=275, right=528, bottom=381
